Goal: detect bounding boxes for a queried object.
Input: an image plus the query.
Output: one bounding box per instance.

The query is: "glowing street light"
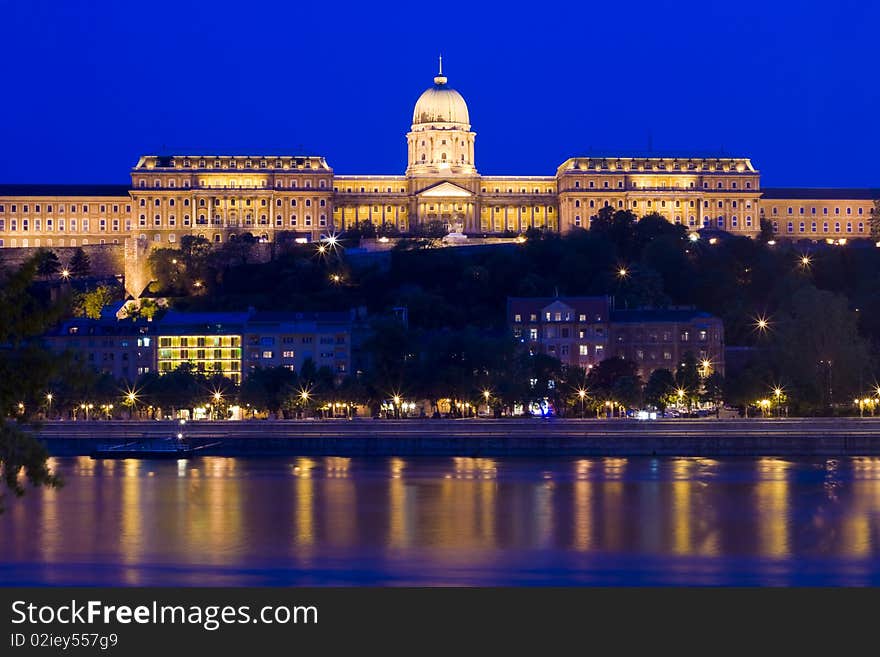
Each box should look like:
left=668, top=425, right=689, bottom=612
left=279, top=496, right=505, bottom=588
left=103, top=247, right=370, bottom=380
left=330, top=273, right=342, bottom=284
left=577, top=388, right=587, bottom=418
left=753, top=315, right=771, bottom=334
left=700, top=359, right=712, bottom=377
left=800, top=255, right=812, bottom=268
left=617, top=267, right=629, bottom=279
left=317, top=244, right=327, bottom=255
left=61, top=269, right=70, bottom=279
left=772, top=386, right=784, bottom=418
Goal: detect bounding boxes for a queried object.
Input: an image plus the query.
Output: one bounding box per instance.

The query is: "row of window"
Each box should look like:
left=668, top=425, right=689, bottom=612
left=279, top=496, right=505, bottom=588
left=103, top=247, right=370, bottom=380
left=569, top=160, right=746, bottom=172
left=152, top=157, right=323, bottom=169
left=137, top=177, right=328, bottom=189
left=776, top=222, right=866, bottom=234
left=571, top=180, right=754, bottom=190
left=771, top=206, right=867, bottom=216
left=1, top=218, right=128, bottom=232
left=137, top=214, right=327, bottom=227
left=0, top=204, right=130, bottom=214
left=139, top=197, right=325, bottom=208
left=1, top=238, right=118, bottom=247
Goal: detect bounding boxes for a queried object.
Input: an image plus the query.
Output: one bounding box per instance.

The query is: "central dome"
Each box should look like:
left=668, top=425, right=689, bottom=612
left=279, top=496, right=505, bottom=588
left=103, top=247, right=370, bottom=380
left=412, top=70, right=469, bottom=126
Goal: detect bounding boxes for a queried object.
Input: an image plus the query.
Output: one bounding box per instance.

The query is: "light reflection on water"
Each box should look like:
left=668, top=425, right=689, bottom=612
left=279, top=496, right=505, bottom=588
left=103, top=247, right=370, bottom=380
left=3, top=456, right=880, bottom=586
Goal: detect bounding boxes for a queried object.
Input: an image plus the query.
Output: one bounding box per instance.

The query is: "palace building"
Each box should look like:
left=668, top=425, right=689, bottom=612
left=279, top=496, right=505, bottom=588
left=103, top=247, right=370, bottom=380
left=1, top=61, right=878, bottom=269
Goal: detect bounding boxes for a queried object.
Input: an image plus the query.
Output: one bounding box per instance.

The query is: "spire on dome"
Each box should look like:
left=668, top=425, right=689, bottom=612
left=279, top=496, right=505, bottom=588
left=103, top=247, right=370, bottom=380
left=434, top=54, right=447, bottom=86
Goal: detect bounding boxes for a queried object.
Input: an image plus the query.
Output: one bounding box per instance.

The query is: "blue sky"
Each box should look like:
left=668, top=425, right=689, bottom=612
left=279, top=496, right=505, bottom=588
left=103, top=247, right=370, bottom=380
left=1, top=0, right=877, bottom=187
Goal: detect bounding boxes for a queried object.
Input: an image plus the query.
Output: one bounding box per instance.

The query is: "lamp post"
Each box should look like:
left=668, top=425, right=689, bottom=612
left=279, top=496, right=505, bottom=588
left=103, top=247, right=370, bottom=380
left=577, top=389, right=587, bottom=418
left=46, top=393, right=53, bottom=419
left=773, top=387, right=783, bottom=418
left=213, top=391, right=223, bottom=420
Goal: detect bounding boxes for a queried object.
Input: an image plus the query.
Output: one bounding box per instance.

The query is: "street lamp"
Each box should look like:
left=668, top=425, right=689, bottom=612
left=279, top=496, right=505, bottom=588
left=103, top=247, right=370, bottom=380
left=753, top=315, right=770, bottom=334
left=799, top=255, right=812, bottom=268
left=46, top=393, right=53, bottom=419
left=617, top=267, right=629, bottom=279
left=700, top=359, right=712, bottom=377
left=577, top=388, right=587, bottom=418
left=773, top=387, right=783, bottom=418
left=61, top=269, right=70, bottom=280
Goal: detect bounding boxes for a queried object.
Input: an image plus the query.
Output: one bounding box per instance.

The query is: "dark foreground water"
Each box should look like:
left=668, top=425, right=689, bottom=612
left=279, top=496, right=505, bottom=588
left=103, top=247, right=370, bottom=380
left=3, top=456, right=880, bottom=586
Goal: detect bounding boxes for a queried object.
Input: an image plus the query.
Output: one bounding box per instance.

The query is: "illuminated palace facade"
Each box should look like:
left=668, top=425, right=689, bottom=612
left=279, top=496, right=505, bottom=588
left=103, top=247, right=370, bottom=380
left=0, top=64, right=878, bottom=252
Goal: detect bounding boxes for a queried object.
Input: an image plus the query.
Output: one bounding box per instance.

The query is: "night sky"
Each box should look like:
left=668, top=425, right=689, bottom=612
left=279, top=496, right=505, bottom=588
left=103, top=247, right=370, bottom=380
left=1, top=0, right=877, bottom=187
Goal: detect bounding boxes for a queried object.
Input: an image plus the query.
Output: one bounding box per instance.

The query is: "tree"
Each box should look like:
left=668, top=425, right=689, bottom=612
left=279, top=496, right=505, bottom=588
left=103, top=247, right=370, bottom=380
left=73, top=284, right=119, bottom=319
left=871, top=199, right=880, bottom=241
left=0, top=255, right=65, bottom=511
left=766, top=285, right=870, bottom=411
left=645, top=368, right=676, bottom=413
left=67, top=248, right=91, bottom=277
left=758, top=218, right=775, bottom=243
left=675, top=352, right=702, bottom=408
left=586, top=357, right=640, bottom=410
left=240, top=366, right=298, bottom=417
left=702, top=371, right=726, bottom=413
left=35, top=249, right=61, bottom=278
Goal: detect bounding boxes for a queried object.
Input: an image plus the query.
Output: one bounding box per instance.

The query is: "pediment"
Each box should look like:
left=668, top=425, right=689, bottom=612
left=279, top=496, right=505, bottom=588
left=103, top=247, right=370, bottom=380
left=417, top=181, right=473, bottom=198
left=541, top=300, right=575, bottom=315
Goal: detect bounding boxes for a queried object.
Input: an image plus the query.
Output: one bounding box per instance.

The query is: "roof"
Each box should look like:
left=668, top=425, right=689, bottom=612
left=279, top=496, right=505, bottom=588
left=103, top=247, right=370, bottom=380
left=0, top=184, right=130, bottom=197
left=761, top=188, right=880, bottom=200
left=610, top=309, right=720, bottom=323
left=49, top=316, right=154, bottom=337
left=508, top=296, right=611, bottom=321
left=133, top=155, right=332, bottom=171
left=248, top=311, right=352, bottom=324
left=158, top=310, right=252, bottom=333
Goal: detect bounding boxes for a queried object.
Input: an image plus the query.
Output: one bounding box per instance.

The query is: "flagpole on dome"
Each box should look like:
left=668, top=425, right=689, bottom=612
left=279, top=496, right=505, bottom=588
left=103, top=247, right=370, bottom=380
left=434, top=53, right=447, bottom=86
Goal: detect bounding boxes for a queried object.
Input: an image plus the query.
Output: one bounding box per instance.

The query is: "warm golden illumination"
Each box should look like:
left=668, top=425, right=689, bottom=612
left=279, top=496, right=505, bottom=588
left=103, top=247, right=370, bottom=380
left=753, top=315, right=771, bottom=333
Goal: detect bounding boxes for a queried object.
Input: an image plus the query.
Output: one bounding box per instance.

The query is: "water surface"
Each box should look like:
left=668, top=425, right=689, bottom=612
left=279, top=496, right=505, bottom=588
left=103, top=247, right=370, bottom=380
left=2, top=456, right=880, bottom=585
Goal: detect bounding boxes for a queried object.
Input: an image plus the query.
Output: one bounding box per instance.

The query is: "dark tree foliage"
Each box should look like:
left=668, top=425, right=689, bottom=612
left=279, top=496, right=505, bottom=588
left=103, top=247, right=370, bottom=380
left=67, top=248, right=91, bottom=277
left=0, top=255, right=67, bottom=511
left=35, top=249, right=61, bottom=277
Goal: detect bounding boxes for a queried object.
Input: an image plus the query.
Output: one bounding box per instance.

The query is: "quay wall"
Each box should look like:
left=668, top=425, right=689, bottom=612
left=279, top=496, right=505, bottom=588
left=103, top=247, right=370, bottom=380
left=34, top=418, right=880, bottom=457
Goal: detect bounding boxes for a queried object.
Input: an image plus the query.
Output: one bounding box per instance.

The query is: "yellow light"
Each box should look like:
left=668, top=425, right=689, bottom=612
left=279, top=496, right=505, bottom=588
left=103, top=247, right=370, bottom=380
left=194, top=280, right=203, bottom=288
left=617, top=267, right=628, bottom=278
left=773, top=387, right=783, bottom=398
left=213, top=392, right=222, bottom=401
left=46, top=393, right=53, bottom=401
left=578, top=389, right=586, bottom=399
left=393, top=395, right=401, bottom=405
left=61, top=269, right=70, bottom=278
left=317, top=244, right=326, bottom=254
left=753, top=315, right=771, bottom=333
left=483, top=390, right=491, bottom=400
left=677, top=388, right=685, bottom=398
left=800, top=255, right=811, bottom=267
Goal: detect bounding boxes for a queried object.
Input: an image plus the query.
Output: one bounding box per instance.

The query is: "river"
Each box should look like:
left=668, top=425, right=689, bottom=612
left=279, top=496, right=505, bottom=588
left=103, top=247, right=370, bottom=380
left=2, top=455, right=880, bottom=585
